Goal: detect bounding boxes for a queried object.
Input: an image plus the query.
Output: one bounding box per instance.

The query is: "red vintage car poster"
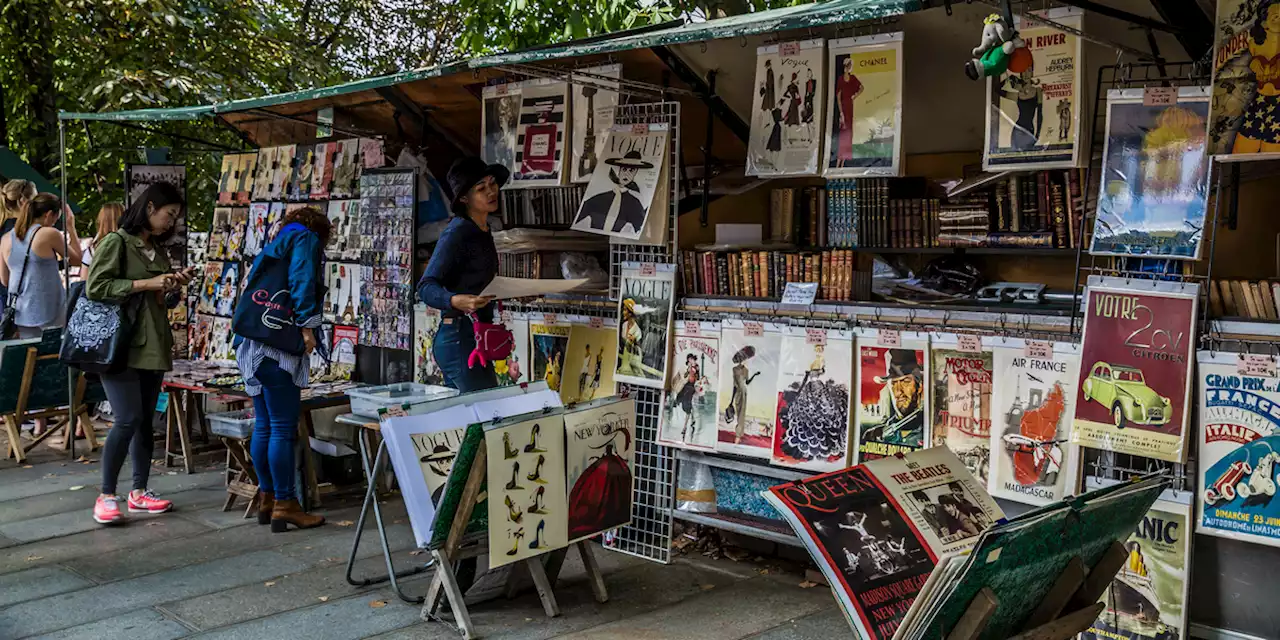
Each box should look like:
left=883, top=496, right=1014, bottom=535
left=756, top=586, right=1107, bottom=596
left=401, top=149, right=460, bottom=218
left=1071, top=279, right=1198, bottom=462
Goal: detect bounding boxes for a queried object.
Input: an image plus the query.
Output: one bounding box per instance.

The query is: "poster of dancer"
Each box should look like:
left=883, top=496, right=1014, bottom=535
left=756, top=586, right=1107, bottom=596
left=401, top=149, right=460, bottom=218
left=614, top=263, right=675, bottom=388
left=531, top=314, right=572, bottom=393
left=1209, top=0, right=1280, bottom=156
left=572, top=124, right=669, bottom=240
left=930, top=335, right=994, bottom=485
left=989, top=339, right=1082, bottom=505
left=772, top=326, right=854, bottom=472
left=983, top=8, right=1083, bottom=171
left=564, top=398, right=636, bottom=542
left=747, top=38, right=826, bottom=177
left=659, top=321, right=720, bottom=452
left=413, top=304, right=444, bottom=386
left=512, top=79, right=568, bottom=187
left=1090, top=87, right=1211, bottom=259
left=571, top=64, right=622, bottom=184
left=715, top=319, right=782, bottom=459
left=825, top=33, right=903, bottom=177
left=482, top=82, right=524, bottom=176
left=855, top=328, right=930, bottom=463
left=560, top=316, right=618, bottom=405
left=486, top=410, right=569, bottom=568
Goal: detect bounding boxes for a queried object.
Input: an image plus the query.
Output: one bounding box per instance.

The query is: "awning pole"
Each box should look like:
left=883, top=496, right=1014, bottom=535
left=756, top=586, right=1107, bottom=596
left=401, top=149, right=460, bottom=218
left=60, top=119, right=76, bottom=462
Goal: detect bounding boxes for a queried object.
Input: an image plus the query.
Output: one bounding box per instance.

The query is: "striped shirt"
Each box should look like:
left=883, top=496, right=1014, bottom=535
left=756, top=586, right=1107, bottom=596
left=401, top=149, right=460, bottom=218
left=235, top=309, right=323, bottom=396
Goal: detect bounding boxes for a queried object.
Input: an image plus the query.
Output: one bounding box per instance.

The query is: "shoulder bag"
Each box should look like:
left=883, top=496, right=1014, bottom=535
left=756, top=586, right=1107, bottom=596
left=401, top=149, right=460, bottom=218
left=0, top=227, right=33, bottom=339
left=466, top=303, right=513, bottom=369
left=60, top=232, right=145, bottom=373
left=231, top=232, right=327, bottom=356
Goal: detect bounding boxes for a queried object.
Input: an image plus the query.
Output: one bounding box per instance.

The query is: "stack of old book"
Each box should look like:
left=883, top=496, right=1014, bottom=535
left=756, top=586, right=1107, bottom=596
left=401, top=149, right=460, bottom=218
left=680, top=246, right=869, bottom=302
left=1210, top=279, right=1280, bottom=320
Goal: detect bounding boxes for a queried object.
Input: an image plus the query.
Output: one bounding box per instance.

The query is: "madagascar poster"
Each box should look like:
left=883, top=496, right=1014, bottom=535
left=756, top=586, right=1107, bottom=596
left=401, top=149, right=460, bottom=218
left=930, top=336, right=994, bottom=485
left=1209, top=0, right=1280, bottom=155
left=824, top=32, right=903, bottom=177
left=854, top=328, right=929, bottom=463
left=564, top=398, right=636, bottom=543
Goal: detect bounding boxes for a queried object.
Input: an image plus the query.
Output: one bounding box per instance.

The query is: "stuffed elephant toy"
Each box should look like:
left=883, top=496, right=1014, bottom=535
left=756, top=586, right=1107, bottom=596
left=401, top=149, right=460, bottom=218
left=965, top=14, right=1025, bottom=80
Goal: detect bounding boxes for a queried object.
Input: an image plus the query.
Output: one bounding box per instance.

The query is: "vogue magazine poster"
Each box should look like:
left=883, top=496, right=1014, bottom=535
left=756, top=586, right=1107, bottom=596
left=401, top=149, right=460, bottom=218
left=564, top=398, right=636, bottom=543
left=716, top=319, right=782, bottom=459
left=512, top=79, right=568, bottom=187
left=825, top=33, right=904, bottom=177
left=572, top=124, right=669, bottom=240
left=930, top=335, right=994, bottom=485
left=570, top=64, right=622, bottom=184
left=1209, top=0, right=1280, bottom=155
left=771, top=326, right=854, bottom=472
left=747, top=38, right=826, bottom=177
left=660, top=320, right=720, bottom=452
left=614, top=263, right=675, bottom=388
left=482, top=82, right=524, bottom=176
left=855, top=328, right=930, bottom=463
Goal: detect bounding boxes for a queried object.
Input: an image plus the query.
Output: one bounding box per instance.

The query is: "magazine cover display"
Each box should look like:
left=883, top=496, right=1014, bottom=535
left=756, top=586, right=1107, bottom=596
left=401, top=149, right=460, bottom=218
left=482, top=81, right=524, bottom=175
left=747, top=38, right=826, bottom=177
left=413, top=303, right=444, bottom=386
left=930, top=334, right=994, bottom=485
left=311, top=141, right=335, bottom=200
left=856, top=328, right=930, bottom=462
left=660, top=320, right=720, bottom=452
left=560, top=316, right=618, bottom=405
left=564, top=397, right=636, bottom=542
left=207, top=207, right=232, bottom=260
left=1196, top=351, right=1280, bottom=548
left=330, top=139, right=361, bottom=199
left=196, top=261, right=224, bottom=315
left=762, top=447, right=1003, bottom=640
left=983, top=8, right=1083, bottom=171
left=614, top=263, right=675, bottom=388
left=989, top=339, right=1082, bottom=505
left=512, top=79, right=568, bottom=187
left=272, top=144, right=297, bottom=200
left=771, top=326, right=854, bottom=472
left=531, top=314, right=572, bottom=394
left=1209, top=0, right=1280, bottom=156
left=244, top=202, right=270, bottom=258
left=1090, top=87, right=1211, bottom=259
left=289, top=144, right=315, bottom=200
left=223, top=208, right=247, bottom=261
left=208, top=317, right=234, bottom=361
left=1072, top=278, right=1198, bottom=463
left=251, top=146, right=277, bottom=201
left=715, top=319, right=782, bottom=459
left=499, top=310, right=530, bottom=387
left=125, top=163, right=187, bottom=267
left=572, top=124, right=670, bottom=240
left=485, top=410, right=569, bottom=568
left=825, top=33, right=904, bottom=177
left=570, top=64, right=622, bottom=184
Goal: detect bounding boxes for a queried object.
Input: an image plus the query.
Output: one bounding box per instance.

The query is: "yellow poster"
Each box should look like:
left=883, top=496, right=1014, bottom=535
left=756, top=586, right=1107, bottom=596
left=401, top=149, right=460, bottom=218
left=485, top=412, right=569, bottom=568
left=824, top=33, right=903, bottom=178
left=1209, top=0, right=1280, bottom=155
left=560, top=317, right=618, bottom=404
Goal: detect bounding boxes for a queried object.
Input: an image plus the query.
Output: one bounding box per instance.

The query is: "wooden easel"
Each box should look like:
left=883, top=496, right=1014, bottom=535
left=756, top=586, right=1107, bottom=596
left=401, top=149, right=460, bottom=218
left=3, top=347, right=97, bottom=463
left=947, top=541, right=1127, bottom=640
left=220, top=436, right=260, bottom=518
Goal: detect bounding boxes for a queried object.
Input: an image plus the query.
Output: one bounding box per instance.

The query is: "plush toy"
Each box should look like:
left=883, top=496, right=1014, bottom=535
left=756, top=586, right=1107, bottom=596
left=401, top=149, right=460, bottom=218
left=965, top=13, right=1030, bottom=80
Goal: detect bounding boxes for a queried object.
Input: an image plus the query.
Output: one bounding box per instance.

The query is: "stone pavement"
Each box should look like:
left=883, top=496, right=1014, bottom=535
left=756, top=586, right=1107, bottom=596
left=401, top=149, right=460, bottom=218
left=0, top=447, right=847, bottom=639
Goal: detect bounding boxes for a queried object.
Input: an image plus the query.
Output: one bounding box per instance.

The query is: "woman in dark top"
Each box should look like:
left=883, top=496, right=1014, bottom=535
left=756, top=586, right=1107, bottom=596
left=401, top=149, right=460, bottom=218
left=416, top=157, right=507, bottom=392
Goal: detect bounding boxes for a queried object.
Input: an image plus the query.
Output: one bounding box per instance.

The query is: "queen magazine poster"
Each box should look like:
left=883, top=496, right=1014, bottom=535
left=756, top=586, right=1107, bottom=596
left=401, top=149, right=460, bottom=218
left=716, top=319, right=782, bottom=459
left=1196, top=351, right=1280, bottom=548
left=747, top=38, right=825, bottom=177
left=512, top=79, right=568, bottom=188
left=485, top=410, right=569, bottom=568
left=825, top=33, right=903, bottom=178
left=1090, top=87, right=1211, bottom=259
left=1209, top=0, right=1280, bottom=156
left=572, top=124, right=669, bottom=240
left=983, top=8, right=1083, bottom=171
left=660, top=320, right=720, bottom=452
left=771, top=326, right=854, bottom=472
left=570, top=64, right=622, bottom=184
left=989, top=339, right=1082, bottom=506
left=564, top=398, right=636, bottom=543
left=482, top=82, right=523, bottom=176
left=1072, top=278, right=1198, bottom=463
left=763, top=447, right=1003, bottom=640
left=930, top=334, right=994, bottom=486
left=855, top=328, right=930, bottom=463
left=614, top=263, right=674, bottom=388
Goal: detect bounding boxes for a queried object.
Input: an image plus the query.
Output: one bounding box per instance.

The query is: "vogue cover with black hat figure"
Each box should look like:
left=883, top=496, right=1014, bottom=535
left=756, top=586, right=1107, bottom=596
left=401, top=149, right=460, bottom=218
left=572, top=125, right=669, bottom=241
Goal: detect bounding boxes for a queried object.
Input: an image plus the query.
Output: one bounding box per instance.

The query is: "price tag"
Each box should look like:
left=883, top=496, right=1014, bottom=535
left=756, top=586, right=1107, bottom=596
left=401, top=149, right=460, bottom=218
left=631, top=123, right=649, bottom=135
left=683, top=320, right=701, bottom=336
left=589, top=317, right=603, bottom=329
left=805, top=328, right=827, bottom=345
left=1025, top=340, right=1053, bottom=359
left=744, top=321, right=764, bottom=337
left=501, top=309, right=513, bottom=324
left=780, top=41, right=801, bottom=56
left=1238, top=354, right=1278, bottom=378
left=957, top=334, right=982, bottom=353
left=383, top=405, right=408, bottom=419
left=878, top=329, right=901, bottom=348
left=640, top=263, right=656, bottom=276
left=544, top=313, right=558, bottom=325
left=1143, top=86, right=1176, bottom=106
left=781, top=282, right=819, bottom=306
left=496, top=83, right=508, bottom=96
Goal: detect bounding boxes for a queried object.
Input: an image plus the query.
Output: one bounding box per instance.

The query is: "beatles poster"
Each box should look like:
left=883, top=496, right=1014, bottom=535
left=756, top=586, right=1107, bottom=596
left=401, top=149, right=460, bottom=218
left=855, top=328, right=930, bottom=463
left=1090, top=87, right=1211, bottom=260
left=660, top=320, right=720, bottom=452
left=1196, top=352, right=1280, bottom=548
left=771, top=326, right=854, bottom=472
left=748, top=38, right=826, bottom=177
left=512, top=79, right=568, bottom=187
left=825, top=33, right=903, bottom=178
left=413, top=303, right=444, bottom=386
left=572, top=124, right=669, bottom=240
left=715, top=319, right=782, bottom=459
left=930, top=335, right=994, bottom=485
left=531, top=314, right=572, bottom=393
left=485, top=411, right=569, bottom=568
left=989, top=339, right=1082, bottom=506
left=571, top=64, right=622, bottom=184
left=482, top=82, right=524, bottom=176
left=1072, top=278, right=1198, bottom=462
left=560, top=316, right=618, bottom=405
left=564, top=398, right=636, bottom=542
left=614, top=263, right=675, bottom=388
left=983, top=9, right=1083, bottom=171
left=1209, top=0, right=1280, bottom=156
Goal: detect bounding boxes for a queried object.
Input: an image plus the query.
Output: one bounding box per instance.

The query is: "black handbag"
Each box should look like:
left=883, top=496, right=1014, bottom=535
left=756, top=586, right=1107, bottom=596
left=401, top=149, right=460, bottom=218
left=60, top=232, right=144, bottom=373
left=0, top=228, right=34, bottom=339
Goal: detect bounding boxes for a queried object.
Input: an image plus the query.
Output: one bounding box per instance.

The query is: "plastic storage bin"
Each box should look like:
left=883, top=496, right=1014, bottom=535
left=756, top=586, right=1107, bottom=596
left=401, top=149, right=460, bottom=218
left=208, top=408, right=255, bottom=439
left=347, top=382, right=458, bottom=418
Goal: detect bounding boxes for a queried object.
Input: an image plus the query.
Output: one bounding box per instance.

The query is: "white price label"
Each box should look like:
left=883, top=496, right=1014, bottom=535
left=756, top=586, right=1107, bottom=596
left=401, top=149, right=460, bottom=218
left=683, top=321, right=700, bottom=336
left=878, top=329, right=901, bottom=348
left=744, top=321, right=764, bottom=337
left=640, top=263, right=656, bottom=276
left=780, top=42, right=801, bottom=56
left=805, top=328, right=827, bottom=345
left=1143, top=86, right=1176, bottom=106
left=781, top=282, right=819, bottom=306
left=1025, top=340, right=1053, bottom=359
left=544, top=313, right=558, bottom=325
left=1238, top=354, right=1278, bottom=378
left=631, top=123, right=649, bottom=135
left=957, top=334, right=982, bottom=353
left=589, top=317, right=603, bottom=329
left=496, top=83, right=508, bottom=96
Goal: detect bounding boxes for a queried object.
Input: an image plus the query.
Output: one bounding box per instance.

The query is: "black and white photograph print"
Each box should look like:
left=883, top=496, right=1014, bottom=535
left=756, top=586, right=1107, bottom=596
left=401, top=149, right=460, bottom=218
left=570, top=64, right=623, bottom=184
left=907, top=481, right=994, bottom=544
left=809, top=502, right=929, bottom=584
left=483, top=82, right=524, bottom=176
left=571, top=125, right=669, bottom=241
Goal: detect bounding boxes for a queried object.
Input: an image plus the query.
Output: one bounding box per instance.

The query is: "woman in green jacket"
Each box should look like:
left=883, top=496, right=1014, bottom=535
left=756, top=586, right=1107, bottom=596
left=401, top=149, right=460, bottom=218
left=84, top=182, right=195, bottom=525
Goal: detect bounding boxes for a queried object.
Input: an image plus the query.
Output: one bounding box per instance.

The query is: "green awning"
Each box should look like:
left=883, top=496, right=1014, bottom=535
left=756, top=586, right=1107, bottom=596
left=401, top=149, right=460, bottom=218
left=59, top=105, right=215, bottom=122
left=0, top=147, right=81, bottom=212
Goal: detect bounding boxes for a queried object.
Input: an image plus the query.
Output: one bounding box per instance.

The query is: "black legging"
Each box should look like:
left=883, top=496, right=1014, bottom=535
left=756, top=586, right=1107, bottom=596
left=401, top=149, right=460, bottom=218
left=99, top=369, right=165, bottom=495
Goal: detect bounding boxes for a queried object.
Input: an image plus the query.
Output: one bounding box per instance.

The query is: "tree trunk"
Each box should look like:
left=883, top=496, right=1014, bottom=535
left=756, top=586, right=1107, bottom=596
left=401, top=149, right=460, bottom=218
left=11, top=0, right=59, bottom=174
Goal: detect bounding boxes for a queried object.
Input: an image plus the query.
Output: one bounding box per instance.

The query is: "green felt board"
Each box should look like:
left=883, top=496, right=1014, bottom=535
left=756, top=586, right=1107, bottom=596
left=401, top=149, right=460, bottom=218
left=0, top=330, right=80, bottom=415
left=428, top=422, right=489, bottom=550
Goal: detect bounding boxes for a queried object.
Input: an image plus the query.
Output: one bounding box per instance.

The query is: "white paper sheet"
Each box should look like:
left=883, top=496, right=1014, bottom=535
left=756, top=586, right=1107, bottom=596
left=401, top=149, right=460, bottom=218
left=480, top=276, right=589, bottom=300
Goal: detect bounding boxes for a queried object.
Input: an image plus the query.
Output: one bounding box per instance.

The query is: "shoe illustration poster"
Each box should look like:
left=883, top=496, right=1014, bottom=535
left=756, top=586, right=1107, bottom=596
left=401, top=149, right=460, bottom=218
left=564, top=398, right=636, bottom=543
left=1071, top=278, right=1197, bottom=463
left=485, top=411, right=569, bottom=568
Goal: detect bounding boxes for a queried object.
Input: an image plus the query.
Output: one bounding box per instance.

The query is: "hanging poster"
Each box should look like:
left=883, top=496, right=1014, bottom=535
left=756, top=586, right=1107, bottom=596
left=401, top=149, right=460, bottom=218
left=214, top=261, right=239, bottom=317
left=217, top=155, right=236, bottom=205
left=498, top=310, right=530, bottom=387
left=196, top=261, right=223, bottom=315
left=251, top=147, right=277, bottom=201
left=266, top=202, right=287, bottom=246
left=1090, top=87, right=1211, bottom=260
left=615, top=263, right=675, bottom=388
left=208, top=317, right=235, bottom=361
left=989, top=339, right=1082, bottom=505
left=715, top=319, right=782, bottom=459
left=272, top=145, right=297, bottom=201
left=855, top=328, right=930, bottom=463
left=290, top=144, right=315, bottom=201
left=331, top=139, right=361, bottom=199
left=1196, top=351, right=1280, bottom=547
left=512, top=79, right=568, bottom=187
left=1209, top=0, right=1280, bottom=156
left=772, top=326, right=854, bottom=472
left=232, top=153, right=256, bottom=205
left=207, top=208, right=231, bottom=260
left=244, top=202, right=270, bottom=258
left=224, top=208, right=247, bottom=261
left=560, top=316, right=618, bottom=405
left=982, top=8, right=1083, bottom=171
left=485, top=410, right=569, bottom=568
left=930, top=334, right=994, bottom=485
left=413, top=304, right=444, bottom=386
left=659, top=320, right=720, bottom=452
left=311, top=142, right=335, bottom=200
left=571, top=124, right=669, bottom=240
left=360, top=138, right=385, bottom=169
left=531, top=314, right=572, bottom=393
left=125, top=163, right=187, bottom=267
left=1072, top=278, right=1197, bottom=462
left=571, top=64, right=623, bottom=184
left=482, top=82, right=524, bottom=176
left=325, top=200, right=361, bottom=261
left=331, top=325, right=357, bottom=380
left=825, top=33, right=904, bottom=178
left=747, top=38, right=826, bottom=177
left=564, top=398, right=636, bottom=542
left=324, top=262, right=361, bottom=326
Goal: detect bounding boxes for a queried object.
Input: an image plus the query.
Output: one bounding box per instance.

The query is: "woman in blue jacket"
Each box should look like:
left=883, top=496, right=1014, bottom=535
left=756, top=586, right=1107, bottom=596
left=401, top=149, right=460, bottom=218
left=233, top=206, right=331, bottom=532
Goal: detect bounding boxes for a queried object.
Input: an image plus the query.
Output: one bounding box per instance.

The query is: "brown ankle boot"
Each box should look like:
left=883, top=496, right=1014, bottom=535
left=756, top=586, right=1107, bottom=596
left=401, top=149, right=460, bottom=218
left=257, top=492, right=275, bottom=525
left=270, top=499, right=325, bottom=533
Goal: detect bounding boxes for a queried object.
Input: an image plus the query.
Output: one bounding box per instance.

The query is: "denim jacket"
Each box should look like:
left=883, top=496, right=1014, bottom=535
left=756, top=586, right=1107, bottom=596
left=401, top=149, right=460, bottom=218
left=233, top=222, right=324, bottom=349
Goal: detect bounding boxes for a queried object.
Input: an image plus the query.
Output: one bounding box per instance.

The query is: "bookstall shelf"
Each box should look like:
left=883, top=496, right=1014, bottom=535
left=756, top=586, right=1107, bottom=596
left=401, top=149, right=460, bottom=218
left=863, top=247, right=1079, bottom=257
left=675, top=510, right=804, bottom=548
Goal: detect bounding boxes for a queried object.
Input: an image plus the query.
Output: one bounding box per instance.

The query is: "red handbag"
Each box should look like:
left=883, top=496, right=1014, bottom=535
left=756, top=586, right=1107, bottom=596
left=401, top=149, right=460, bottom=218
left=467, top=307, right=514, bottom=369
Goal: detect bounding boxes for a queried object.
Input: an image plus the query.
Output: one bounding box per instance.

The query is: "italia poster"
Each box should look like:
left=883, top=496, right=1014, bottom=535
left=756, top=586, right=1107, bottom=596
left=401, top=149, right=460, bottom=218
left=983, top=8, right=1083, bottom=170
left=771, top=326, right=854, bottom=472
left=854, top=328, right=930, bottom=463
left=659, top=320, right=720, bottom=452
left=1071, top=279, right=1198, bottom=462
left=716, top=319, right=782, bottom=459
left=614, top=263, right=675, bottom=388
left=930, top=334, right=994, bottom=485
left=824, top=33, right=903, bottom=178
left=1209, top=0, right=1280, bottom=155
left=747, top=38, right=825, bottom=177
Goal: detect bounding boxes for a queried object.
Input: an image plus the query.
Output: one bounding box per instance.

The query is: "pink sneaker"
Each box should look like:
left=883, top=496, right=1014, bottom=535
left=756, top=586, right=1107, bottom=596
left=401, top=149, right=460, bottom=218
left=94, top=495, right=125, bottom=525
left=127, top=490, right=173, bottom=514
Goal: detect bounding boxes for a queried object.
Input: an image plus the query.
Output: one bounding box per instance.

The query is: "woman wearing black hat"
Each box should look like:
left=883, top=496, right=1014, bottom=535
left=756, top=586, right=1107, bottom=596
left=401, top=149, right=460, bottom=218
left=416, top=157, right=509, bottom=392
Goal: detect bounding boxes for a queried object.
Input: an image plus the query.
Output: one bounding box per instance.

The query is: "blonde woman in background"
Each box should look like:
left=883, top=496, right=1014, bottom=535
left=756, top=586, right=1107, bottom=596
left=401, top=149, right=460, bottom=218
left=0, top=179, right=36, bottom=310
left=76, top=203, right=124, bottom=280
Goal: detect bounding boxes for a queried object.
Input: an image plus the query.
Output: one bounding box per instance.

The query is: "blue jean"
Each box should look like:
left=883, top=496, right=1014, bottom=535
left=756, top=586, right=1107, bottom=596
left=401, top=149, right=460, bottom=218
left=432, top=318, right=497, bottom=393
left=250, top=358, right=302, bottom=502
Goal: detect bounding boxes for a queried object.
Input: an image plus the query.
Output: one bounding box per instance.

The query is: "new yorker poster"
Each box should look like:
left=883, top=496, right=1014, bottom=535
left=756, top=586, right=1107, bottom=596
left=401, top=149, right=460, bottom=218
left=747, top=38, right=825, bottom=177
left=564, top=398, right=636, bottom=542
left=825, top=33, right=903, bottom=177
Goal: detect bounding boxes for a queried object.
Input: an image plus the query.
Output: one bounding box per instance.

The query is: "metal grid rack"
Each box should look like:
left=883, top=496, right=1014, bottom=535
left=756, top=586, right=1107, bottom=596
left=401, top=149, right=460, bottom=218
left=609, top=101, right=681, bottom=299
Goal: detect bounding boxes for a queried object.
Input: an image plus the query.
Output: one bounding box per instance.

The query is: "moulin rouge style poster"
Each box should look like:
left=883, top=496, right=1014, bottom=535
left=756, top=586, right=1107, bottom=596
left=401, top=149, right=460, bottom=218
left=747, top=38, right=826, bottom=177
left=716, top=319, right=781, bottom=459
left=572, top=125, right=669, bottom=241
left=571, top=64, right=622, bottom=184
left=660, top=321, right=720, bottom=452
left=772, top=326, right=854, bottom=472
left=1072, top=279, right=1198, bottom=463
left=1209, top=0, right=1280, bottom=156
left=825, top=33, right=903, bottom=178
left=930, top=335, right=994, bottom=485
left=512, top=79, right=568, bottom=188
left=855, top=328, right=930, bottom=463
left=564, top=398, right=636, bottom=543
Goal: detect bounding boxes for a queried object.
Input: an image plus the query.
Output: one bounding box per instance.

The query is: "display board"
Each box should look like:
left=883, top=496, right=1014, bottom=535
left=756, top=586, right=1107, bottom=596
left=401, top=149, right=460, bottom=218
left=357, top=168, right=416, bottom=350
left=572, top=124, right=670, bottom=240
left=825, top=33, right=904, bottom=177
